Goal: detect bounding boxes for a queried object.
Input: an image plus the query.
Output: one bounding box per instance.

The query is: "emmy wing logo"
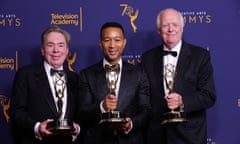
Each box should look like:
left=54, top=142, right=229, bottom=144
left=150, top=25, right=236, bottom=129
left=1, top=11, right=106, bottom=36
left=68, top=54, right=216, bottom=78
left=66, top=51, right=77, bottom=72
left=0, top=95, right=10, bottom=122
left=120, top=4, right=139, bottom=32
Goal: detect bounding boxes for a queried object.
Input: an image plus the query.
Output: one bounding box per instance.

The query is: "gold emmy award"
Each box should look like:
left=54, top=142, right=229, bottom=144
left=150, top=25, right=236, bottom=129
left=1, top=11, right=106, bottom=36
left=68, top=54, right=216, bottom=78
left=47, top=70, right=74, bottom=133
left=99, top=64, right=127, bottom=124
left=161, top=63, right=187, bottom=125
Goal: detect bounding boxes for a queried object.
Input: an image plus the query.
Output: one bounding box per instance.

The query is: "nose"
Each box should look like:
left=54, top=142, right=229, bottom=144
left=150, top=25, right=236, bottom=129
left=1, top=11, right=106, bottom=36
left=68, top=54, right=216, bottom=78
left=168, top=24, right=173, bottom=32
left=53, top=45, right=59, bottom=52
left=109, top=40, right=115, bottom=48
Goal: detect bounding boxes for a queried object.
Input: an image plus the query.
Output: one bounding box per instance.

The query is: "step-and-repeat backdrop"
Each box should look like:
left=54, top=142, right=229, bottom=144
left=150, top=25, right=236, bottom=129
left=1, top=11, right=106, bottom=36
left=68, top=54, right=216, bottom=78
left=1, top=0, right=240, bottom=143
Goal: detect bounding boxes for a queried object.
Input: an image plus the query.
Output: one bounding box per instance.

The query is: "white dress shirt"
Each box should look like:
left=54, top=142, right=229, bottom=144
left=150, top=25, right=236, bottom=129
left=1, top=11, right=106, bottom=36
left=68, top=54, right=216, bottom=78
left=163, top=40, right=182, bottom=94
left=100, top=58, right=122, bottom=112
left=34, top=61, right=67, bottom=139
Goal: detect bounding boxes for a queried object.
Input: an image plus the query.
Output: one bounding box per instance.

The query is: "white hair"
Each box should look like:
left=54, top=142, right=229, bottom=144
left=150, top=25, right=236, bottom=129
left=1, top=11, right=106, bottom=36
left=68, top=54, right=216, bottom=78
left=156, top=8, right=184, bottom=30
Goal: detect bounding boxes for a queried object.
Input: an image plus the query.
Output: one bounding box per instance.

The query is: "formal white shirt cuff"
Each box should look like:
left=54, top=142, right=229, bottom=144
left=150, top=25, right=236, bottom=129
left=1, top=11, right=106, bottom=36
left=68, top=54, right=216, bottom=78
left=72, top=124, right=80, bottom=141
left=124, top=120, right=133, bottom=134
left=34, top=122, right=42, bottom=140
left=100, top=100, right=107, bottom=113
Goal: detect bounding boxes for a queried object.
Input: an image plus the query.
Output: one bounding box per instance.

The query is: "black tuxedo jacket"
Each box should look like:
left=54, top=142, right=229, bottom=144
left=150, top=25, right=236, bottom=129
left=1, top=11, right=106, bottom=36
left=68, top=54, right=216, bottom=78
left=9, top=62, right=78, bottom=144
left=141, top=41, right=216, bottom=144
left=77, top=60, right=151, bottom=144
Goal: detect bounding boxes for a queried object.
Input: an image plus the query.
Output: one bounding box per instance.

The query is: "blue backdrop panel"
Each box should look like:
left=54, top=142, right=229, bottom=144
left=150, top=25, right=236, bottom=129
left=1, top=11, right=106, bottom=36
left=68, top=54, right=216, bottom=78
left=1, top=0, right=240, bottom=143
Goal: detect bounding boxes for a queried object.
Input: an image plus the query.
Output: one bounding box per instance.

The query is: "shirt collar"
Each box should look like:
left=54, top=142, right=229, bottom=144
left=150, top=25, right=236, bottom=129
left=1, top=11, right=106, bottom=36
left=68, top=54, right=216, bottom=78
left=103, top=58, right=122, bottom=70
left=43, top=61, right=63, bottom=76
left=163, top=40, right=182, bottom=54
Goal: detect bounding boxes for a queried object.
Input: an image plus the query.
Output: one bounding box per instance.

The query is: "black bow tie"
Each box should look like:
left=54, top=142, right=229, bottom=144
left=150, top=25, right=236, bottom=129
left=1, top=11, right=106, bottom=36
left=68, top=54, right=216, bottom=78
left=162, top=50, right=177, bottom=57
left=105, top=64, right=120, bottom=73
left=50, top=68, right=65, bottom=76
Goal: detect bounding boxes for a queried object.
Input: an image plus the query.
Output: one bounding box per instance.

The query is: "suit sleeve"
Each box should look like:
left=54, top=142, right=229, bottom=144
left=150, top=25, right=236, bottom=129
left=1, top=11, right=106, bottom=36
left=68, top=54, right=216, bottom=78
left=183, top=50, right=217, bottom=113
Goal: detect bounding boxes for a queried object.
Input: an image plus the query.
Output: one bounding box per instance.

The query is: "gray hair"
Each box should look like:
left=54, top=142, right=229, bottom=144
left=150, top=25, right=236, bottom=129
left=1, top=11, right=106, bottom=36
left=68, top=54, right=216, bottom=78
left=156, top=8, right=184, bottom=30
left=41, top=25, right=71, bottom=48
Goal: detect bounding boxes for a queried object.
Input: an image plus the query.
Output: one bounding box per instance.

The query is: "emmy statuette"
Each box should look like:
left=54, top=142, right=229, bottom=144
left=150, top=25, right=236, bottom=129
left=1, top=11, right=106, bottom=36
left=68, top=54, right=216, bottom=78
left=47, top=70, right=74, bottom=134
left=161, top=63, right=187, bottom=125
left=99, top=64, right=127, bottom=124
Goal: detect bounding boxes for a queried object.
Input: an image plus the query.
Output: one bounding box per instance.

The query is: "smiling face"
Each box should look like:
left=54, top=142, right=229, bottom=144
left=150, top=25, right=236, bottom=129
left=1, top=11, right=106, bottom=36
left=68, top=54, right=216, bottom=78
left=157, top=9, right=184, bottom=49
left=41, top=31, right=69, bottom=69
left=99, top=27, right=126, bottom=64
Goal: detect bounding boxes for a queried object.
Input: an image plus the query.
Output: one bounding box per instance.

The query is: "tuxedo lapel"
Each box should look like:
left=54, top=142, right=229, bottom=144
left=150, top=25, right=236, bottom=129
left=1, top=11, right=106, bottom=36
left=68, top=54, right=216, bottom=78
left=36, top=64, right=58, bottom=116
left=65, top=71, right=72, bottom=118
left=152, top=46, right=165, bottom=96
left=99, top=74, right=109, bottom=98
left=174, top=42, right=191, bottom=91
left=117, top=63, right=128, bottom=109
left=95, top=62, right=109, bottom=100
left=117, top=62, right=135, bottom=110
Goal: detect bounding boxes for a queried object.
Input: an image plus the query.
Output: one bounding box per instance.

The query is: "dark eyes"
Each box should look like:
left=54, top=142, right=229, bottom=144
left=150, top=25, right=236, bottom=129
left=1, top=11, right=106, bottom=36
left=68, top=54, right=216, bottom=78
left=102, top=38, right=122, bottom=42
left=46, top=43, right=65, bottom=47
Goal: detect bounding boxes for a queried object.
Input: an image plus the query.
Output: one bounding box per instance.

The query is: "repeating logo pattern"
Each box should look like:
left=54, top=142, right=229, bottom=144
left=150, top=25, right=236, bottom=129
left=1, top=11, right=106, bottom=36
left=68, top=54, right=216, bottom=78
left=120, top=4, right=139, bottom=32
left=181, top=10, right=212, bottom=24
left=50, top=7, right=83, bottom=31
left=0, top=13, right=21, bottom=27
left=0, top=95, right=10, bottom=123
left=0, top=51, right=18, bottom=71
left=67, top=52, right=77, bottom=72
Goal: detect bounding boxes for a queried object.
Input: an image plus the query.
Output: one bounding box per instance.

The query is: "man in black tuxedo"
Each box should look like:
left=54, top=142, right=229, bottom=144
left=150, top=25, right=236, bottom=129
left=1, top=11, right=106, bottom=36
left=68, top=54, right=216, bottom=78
left=9, top=25, right=80, bottom=144
left=77, top=22, right=151, bottom=144
left=141, top=8, right=217, bottom=144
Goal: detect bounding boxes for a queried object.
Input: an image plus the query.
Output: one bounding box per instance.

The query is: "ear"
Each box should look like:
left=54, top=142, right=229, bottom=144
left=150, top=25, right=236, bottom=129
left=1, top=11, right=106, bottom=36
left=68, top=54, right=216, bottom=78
left=66, top=47, right=69, bottom=53
left=123, top=38, right=127, bottom=48
left=40, top=47, right=44, bottom=56
left=99, top=40, right=103, bottom=50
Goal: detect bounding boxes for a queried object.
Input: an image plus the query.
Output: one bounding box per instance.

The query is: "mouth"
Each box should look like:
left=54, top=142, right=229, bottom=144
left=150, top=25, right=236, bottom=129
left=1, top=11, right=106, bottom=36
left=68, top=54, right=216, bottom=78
left=167, top=32, right=175, bottom=36
left=51, top=55, right=61, bottom=60
left=109, top=49, right=117, bottom=56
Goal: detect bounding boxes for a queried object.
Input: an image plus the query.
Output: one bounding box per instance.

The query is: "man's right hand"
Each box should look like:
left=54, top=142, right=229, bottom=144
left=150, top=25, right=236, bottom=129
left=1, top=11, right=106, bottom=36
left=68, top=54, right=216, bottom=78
left=38, top=119, right=54, bottom=137
left=103, top=94, right=117, bottom=111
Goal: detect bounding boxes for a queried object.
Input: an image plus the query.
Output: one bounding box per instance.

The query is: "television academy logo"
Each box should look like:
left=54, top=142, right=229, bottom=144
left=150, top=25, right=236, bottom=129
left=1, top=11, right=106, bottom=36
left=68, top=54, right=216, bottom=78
left=50, top=7, right=83, bottom=32
left=0, top=51, right=18, bottom=71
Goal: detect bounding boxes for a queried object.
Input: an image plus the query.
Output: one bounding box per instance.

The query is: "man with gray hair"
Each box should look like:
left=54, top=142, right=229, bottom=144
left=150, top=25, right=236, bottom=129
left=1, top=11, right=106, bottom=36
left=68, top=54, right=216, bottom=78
left=141, top=8, right=216, bottom=144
